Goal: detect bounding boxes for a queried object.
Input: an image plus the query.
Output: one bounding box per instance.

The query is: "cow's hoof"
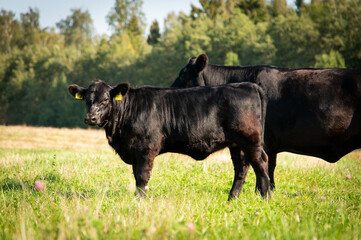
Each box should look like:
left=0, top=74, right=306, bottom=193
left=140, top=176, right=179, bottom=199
left=135, top=187, right=148, bottom=199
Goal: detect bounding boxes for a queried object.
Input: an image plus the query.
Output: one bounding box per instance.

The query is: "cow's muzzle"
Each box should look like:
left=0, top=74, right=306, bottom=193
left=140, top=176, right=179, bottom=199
left=84, top=114, right=97, bottom=126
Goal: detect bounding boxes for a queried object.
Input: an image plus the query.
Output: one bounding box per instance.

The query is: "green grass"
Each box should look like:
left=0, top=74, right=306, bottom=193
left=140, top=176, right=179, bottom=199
left=0, top=126, right=360, bottom=239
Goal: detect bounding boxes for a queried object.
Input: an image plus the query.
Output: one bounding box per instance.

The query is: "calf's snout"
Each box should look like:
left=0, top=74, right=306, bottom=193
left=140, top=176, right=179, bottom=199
left=84, top=113, right=97, bottom=126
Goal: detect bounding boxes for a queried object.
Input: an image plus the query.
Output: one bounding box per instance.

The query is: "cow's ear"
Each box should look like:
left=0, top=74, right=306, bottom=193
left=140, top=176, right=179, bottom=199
left=68, top=84, right=85, bottom=100
left=189, top=57, right=196, bottom=64
left=110, top=83, right=130, bottom=101
left=195, top=53, right=208, bottom=73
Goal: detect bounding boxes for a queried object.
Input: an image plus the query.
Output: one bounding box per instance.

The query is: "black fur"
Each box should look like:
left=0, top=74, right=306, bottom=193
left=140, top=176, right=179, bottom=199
left=68, top=81, right=270, bottom=199
left=171, top=53, right=361, bottom=190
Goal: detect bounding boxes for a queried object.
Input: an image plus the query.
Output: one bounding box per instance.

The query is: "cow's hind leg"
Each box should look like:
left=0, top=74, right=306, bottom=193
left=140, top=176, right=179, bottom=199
left=248, top=147, right=271, bottom=198
left=228, top=147, right=250, bottom=200
left=255, top=150, right=268, bottom=193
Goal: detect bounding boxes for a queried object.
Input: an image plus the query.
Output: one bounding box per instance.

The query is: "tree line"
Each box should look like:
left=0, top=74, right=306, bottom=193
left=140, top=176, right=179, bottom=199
left=0, top=0, right=360, bottom=127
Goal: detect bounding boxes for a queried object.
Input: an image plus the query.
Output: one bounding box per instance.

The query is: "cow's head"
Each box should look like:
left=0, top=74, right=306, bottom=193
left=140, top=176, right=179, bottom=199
left=68, top=80, right=129, bottom=127
left=170, top=53, right=208, bottom=88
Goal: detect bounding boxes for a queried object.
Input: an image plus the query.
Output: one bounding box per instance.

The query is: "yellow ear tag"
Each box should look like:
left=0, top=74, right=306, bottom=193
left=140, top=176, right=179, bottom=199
left=75, top=92, right=83, bottom=100
left=115, top=93, right=123, bottom=101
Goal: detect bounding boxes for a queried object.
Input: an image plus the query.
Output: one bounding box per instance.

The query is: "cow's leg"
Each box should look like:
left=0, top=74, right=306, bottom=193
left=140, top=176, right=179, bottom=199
left=228, top=147, right=250, bottom=200
left=248, top=148, right=271, bottom=198
left=255, top=150, right=268, bottom=193
left=132, top=153, right=155, bottom=198
left=268, top=152, right=277, bottom=190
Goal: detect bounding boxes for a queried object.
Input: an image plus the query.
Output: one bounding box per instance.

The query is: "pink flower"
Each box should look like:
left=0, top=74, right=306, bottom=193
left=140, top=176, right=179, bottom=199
left=187, top=223, right=196, bottom=233
left=34, top=181, right=45, bottom=192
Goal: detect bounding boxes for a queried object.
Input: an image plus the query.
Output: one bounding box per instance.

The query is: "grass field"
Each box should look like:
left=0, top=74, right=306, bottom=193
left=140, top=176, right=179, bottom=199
left=0, top=125, right=360, bottom=239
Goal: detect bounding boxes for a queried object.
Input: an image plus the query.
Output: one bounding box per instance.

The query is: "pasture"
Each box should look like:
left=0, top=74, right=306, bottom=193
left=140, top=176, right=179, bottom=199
left=0, top=125, right=360, bottom=239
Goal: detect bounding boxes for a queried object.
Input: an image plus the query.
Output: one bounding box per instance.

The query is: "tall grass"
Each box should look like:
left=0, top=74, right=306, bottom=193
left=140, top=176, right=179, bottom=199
left=0, top=126, right=360, bottom=239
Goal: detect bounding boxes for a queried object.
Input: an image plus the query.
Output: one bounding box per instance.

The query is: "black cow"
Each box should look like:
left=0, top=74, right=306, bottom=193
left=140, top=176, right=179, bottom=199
left=68, top=80, right=269, bottom=199
left=171, top=53, right=361, bottom=190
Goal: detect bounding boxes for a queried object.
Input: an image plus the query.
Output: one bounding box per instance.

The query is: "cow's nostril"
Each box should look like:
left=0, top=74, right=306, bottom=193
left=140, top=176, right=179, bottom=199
left=91, top=117, right=96, bottom=122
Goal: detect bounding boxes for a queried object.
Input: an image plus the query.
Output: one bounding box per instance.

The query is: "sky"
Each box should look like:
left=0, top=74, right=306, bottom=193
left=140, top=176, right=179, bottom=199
left=0, top=0, right=298, bottom=36
left=0, top=0, right=202, bottom=36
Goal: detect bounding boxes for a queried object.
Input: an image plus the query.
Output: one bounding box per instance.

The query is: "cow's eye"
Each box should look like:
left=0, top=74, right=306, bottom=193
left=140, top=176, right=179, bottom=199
left=101, top=98, right=109, bottom=105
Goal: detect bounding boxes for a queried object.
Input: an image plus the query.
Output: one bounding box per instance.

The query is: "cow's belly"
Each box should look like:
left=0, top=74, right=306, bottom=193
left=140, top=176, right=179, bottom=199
left=266, top=104, right=361, bottom=162
left=173, top=145, right=229, bottom=160
left=163, top=133, right=228, bottom=160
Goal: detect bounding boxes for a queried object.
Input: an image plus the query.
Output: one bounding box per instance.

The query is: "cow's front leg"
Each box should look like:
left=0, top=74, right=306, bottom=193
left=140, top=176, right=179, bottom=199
left=132, top=153, right=155, bottom=198
left=228, top=147, right=250, bottom=200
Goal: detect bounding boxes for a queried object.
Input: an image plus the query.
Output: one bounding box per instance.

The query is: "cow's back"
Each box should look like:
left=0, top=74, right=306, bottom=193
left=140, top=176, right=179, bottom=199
left=121, top=84, right=264, bottom=160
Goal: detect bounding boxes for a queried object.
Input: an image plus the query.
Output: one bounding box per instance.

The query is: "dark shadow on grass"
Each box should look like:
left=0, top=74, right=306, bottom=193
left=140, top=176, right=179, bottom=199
left=1, top=170, right=62, bottom=192
left=2, top=175, right=126, bottom=201
left=1, top=178, right=27, bottom=191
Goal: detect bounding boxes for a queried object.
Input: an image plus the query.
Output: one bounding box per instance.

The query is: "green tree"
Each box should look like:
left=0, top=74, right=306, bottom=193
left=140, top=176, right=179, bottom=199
left=336, top=0, right=361, bottom=68
left=0, top=10, right=20, bottom=54
left=269, top=0, right=289, bottom=17
left=301, top=0, right=345, bottom=52
left=56, top=8, right=93, bottom=48
left=106, top=0, right=145, bottom=35
left=20, top=7, right=40, bottom=47
left=210, top=10, right=275, bottom=65
left=314, top=50, right=346, bottom=68
left=190, top=0, right=227, bottom=19
left=163, top=12, right=181, bottom=32
left=225, top=51, right=240, bottom=65
left=268, top=12, right=320, bottom=67
left=301, top=0, right=360, bottom=67
left=166, top=9, right=275, bottom=65
left=236, top=0, right=268, bottom=22
left=147, top=20, right=161, bottom=45
left=128, top=13, right=142, bottom=36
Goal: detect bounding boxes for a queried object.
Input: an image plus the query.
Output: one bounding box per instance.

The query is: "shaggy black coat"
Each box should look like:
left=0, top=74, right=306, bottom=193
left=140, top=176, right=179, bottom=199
left=171, top=54, right=361, bottom=190
left=69, top=81, right=269, bottom=199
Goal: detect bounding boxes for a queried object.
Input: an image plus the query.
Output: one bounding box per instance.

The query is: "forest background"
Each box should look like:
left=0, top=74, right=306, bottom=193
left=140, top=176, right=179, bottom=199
left=1, top=0, right=360, bottom=127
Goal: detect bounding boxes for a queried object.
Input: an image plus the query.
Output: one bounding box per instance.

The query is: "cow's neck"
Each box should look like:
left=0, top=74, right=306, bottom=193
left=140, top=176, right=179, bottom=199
left=203, top=64, right=252, bottom=86
left=104, top=99, right=125, bottom=138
